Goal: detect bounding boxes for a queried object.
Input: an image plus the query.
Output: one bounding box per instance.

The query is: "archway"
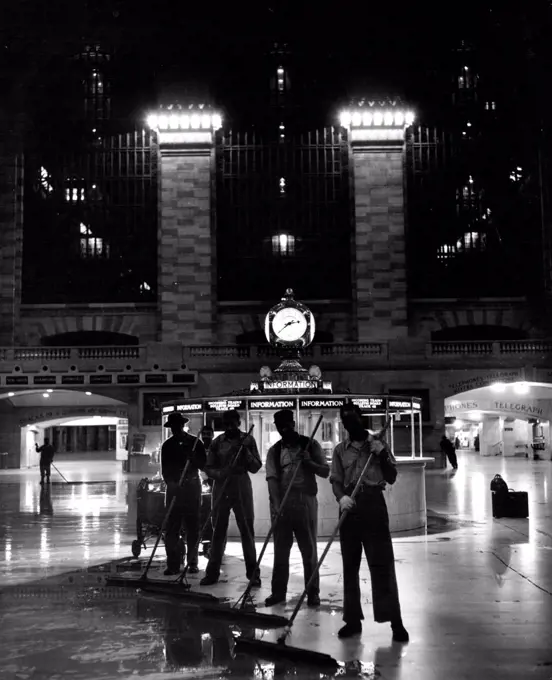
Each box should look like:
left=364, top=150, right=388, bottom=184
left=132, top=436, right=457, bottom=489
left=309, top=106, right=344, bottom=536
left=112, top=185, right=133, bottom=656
left=0, top=389, right=128, bottom=470
left=444, top=381, right=552, bottom=459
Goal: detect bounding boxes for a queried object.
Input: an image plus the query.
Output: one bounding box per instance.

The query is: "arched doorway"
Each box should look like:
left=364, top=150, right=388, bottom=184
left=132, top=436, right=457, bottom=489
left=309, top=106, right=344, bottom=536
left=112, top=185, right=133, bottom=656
left=444, top=381, right=552, bottom=459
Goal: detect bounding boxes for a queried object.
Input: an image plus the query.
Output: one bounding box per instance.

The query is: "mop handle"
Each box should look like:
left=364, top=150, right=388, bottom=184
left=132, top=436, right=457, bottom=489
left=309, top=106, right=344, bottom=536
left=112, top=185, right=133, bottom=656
left=176, top=425, right=255, bottom=583
left=200, top=424, right=255, bottom=537
left=141, top=432, right=200, bottom=578
left=51, top=462, right=69, bottom=484
left=283, top=451, right=375, bottom=631
left=236, top=415, right=324, bottom=607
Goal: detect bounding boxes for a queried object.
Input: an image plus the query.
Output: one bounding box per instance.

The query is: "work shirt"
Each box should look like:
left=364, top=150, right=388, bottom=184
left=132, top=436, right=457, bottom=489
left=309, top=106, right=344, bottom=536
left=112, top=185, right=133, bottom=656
left=330, top=434, right=397, bottom=500
left=37, top=444, right=55, bottom=463
left=266, top=435, right=328, bottom=495
left=161, top=433, right=206, bottom=484
left=205, top=431, right=262, bottom=480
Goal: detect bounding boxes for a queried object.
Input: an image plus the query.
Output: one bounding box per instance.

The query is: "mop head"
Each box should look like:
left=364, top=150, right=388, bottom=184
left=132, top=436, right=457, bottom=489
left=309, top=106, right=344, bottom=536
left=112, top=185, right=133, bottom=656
left=234, top=636, right=339, bottom=670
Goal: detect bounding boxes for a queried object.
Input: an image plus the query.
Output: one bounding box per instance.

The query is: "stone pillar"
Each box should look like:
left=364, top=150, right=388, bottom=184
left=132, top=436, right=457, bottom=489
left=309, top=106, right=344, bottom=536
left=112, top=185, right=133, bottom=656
left=480, top=416, right=503, bottom=457
left=346, top=108, right=412, bottom=341
left=0, top=113, right=24, bottom=346
left=152, top=110, right=220, bottom=344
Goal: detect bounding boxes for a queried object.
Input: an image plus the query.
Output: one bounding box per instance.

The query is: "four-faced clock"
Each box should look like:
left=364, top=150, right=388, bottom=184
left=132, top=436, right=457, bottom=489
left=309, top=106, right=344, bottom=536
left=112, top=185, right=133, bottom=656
left=264, top=289, right=315, bottom=348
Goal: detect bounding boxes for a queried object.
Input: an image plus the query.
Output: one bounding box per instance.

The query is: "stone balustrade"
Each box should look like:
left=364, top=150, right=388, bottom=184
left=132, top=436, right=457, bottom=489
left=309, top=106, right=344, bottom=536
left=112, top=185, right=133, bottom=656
left=0, top=339, right=550, bottom=374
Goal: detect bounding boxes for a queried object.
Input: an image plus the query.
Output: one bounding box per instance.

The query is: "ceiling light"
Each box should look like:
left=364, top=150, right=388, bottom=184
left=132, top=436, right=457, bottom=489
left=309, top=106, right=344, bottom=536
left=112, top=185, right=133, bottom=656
left=42, top=393, right=49, bottom=398
left=514, top=382, right=529, bottom=395
left=8, top=392, right=14, bottom=397
left=85, top=392, right=92, bottom=396
left=490, top=382, right=506, bottom=393
left=47, top=389, right=53, bottom=393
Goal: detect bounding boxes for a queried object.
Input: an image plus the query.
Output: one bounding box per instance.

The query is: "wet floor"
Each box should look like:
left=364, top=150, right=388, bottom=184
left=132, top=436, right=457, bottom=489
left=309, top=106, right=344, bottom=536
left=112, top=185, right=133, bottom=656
left=1, top=454, right=551, bottom=679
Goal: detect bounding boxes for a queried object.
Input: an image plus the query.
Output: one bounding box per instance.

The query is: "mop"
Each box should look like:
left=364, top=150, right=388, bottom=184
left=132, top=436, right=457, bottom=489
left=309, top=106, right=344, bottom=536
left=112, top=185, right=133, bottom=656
left=50, top=462, right=116, bottom=486
left=147, top=424, right=293, bottom=627
left=201, top=415, right=324, bottom=628
left=106, top=432, right=218, bottom=603
left=234, top=420, right=392, bottom=667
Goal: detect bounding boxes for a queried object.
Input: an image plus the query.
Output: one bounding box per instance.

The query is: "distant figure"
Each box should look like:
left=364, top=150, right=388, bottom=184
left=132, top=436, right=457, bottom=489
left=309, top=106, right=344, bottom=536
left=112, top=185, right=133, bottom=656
left=35, top=438, right=55, bottom=485
left=454, top=436, right=461, bottom=450
left=440, top=435, right=458, bottom=469
left=474, top=435, right=480, bottom=452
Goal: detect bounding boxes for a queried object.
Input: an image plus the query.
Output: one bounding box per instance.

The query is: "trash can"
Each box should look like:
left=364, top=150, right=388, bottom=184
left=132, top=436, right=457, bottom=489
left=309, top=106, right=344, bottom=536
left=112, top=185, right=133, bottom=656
left=0, top=452, right=9, bottom=469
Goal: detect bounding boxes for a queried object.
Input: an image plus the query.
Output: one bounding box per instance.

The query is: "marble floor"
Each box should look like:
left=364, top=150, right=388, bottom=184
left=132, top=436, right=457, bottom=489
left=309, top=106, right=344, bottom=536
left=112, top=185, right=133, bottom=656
left=0, top=453, right=551, bottom=679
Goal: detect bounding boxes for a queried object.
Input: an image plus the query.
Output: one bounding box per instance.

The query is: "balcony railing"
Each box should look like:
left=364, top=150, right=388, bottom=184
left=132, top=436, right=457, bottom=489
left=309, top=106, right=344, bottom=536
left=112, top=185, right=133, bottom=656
left=2, top=346, right=144, bottom=363
left=0, top=339, right=550, bottom=372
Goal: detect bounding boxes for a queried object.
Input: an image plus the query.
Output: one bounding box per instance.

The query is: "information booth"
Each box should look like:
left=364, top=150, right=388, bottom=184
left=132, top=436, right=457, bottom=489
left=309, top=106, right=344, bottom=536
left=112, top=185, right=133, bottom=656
left=161, top=393, right=433, bottom=537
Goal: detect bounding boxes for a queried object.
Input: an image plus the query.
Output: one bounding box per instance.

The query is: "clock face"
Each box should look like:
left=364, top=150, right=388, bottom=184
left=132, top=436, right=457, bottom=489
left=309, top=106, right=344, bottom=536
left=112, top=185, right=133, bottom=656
left=272, top=308, right=308, bottom=342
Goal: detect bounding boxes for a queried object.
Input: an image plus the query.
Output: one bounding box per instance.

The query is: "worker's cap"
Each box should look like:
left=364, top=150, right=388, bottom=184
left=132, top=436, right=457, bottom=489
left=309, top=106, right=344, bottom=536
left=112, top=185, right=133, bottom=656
left=274, top=409, right=295, bottom=425
left=164, top=411, right=190, bottom=427
left=222, top=409, right=241, bottom=422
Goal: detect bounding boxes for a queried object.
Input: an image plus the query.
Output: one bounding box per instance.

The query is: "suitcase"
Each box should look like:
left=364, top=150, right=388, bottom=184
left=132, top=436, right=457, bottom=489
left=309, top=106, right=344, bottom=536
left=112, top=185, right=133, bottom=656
left=492, top=490, right=529, bottom=519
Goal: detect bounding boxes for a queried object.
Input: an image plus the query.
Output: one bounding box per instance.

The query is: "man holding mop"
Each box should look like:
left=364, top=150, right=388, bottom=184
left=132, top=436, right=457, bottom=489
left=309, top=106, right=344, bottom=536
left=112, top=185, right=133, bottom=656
left=200, top=409, right=262, bottom=587
left=161, top=412, right=207, bottom=576
left=264, top=409, right=329, bottom=608
left=331, top=403, right=409, bottom=642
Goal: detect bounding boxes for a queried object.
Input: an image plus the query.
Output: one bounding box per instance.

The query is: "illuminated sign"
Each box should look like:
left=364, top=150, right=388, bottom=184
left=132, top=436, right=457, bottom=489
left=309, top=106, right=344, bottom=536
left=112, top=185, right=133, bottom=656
left=90, top=374, right=113, bottom=384
left=299, top=398, right=346, bottom=410
left=264, top=381, right=317, bottom=390
left=62, top=375, right=85, bottom=384
left=388, top=400, right=411, bottom=409
left=162, top=402, right=203, bottom=414
left=33, top=376, right=56, bottom=384
left=6, top=376, right=28, bottom=385
left=249, top=399, right=296, bottom=410
left=352, top=398, right=384, bottom=411
left=205, top=399, right=246, bottom=412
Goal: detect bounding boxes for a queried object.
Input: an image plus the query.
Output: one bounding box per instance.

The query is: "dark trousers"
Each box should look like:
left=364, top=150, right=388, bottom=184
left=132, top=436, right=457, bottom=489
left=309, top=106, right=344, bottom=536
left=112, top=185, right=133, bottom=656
left=40, top=461, right=51, bottom=481
left=272, top=491, right=319, bottom=598
left=339, top=489, right=402, bottom=624
left=442, top=447, right=458, bottom=468
left=206, top=475, right=258, bottom=579
left=165, top=479, right=201, bottom=572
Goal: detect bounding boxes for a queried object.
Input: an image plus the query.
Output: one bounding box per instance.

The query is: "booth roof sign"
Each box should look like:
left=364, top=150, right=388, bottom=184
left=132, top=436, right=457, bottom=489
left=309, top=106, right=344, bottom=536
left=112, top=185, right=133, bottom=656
left=249, top=398, right=296, bottom=410
left=205, top=399, right=246, bottom=412
left=389, top=399, right=421, bottom=410
left=351, top=397, right=384, bottom=410
left=263, top=380, right=318, bottom=390
left=162, top=402, right=203, bottom=414
left=299, top=398, right=346, bottom=409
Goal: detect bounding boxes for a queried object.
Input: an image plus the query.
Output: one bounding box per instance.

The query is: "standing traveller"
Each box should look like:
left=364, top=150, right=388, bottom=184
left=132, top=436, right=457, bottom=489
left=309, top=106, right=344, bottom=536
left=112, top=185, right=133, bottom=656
left=440, top=435, right=458, bottom=469
left=161, top=412, right=207, bottom=576
left=331, top=403, right=409, bottom=642
left=264, top=409, right=330, bottom=608
left=200, top=410, right=262, bottom=587
left=35, top=438, right=55, bottom=485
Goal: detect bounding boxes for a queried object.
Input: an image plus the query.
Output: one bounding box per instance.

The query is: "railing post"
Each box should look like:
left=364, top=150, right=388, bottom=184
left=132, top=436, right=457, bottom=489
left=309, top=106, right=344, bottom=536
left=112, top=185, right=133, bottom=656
left=492, top=342, right=501, bottom=357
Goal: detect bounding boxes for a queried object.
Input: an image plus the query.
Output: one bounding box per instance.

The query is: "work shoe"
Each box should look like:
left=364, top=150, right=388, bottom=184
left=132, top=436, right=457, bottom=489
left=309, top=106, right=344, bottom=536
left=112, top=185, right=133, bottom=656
left=264, top=594, right=286, bottom=607
left=200, top=575, right=219, bottom=586
left=307, top=594, right=321, bottom=607
left=163, top=568, right=179, bottom=576
left=187, top=566, right=199, bottom=574
left=338, top=622, right=362, bottom=638
left=249, top=576, right=262, bottom=588
left=391, top=621, right=409, bottom=642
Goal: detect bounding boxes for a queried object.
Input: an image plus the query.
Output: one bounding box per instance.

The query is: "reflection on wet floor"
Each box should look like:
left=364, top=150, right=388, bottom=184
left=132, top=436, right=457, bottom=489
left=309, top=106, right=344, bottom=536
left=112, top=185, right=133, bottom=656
left=1, top=453, right=552, bottom=679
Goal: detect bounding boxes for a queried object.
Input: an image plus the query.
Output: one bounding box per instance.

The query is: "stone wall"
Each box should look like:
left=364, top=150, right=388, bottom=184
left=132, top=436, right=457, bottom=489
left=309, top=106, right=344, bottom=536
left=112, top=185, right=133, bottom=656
left=0, top=138, right=23, bottom=346
left=17, top=306, right=158, bottom=345
left=158, top=148, right=215, bottom=344
left=352, top=145, right=407, bottom=340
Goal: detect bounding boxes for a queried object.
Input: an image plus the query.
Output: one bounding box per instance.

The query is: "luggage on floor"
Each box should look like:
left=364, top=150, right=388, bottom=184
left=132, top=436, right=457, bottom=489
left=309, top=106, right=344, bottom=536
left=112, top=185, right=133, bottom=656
left=491, top=473, right=529, bottom=519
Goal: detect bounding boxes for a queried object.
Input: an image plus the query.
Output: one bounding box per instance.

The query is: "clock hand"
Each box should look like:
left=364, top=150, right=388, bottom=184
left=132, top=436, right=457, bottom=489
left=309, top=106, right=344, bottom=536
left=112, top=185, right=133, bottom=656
left=279, top=320, right=299, bottom=333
